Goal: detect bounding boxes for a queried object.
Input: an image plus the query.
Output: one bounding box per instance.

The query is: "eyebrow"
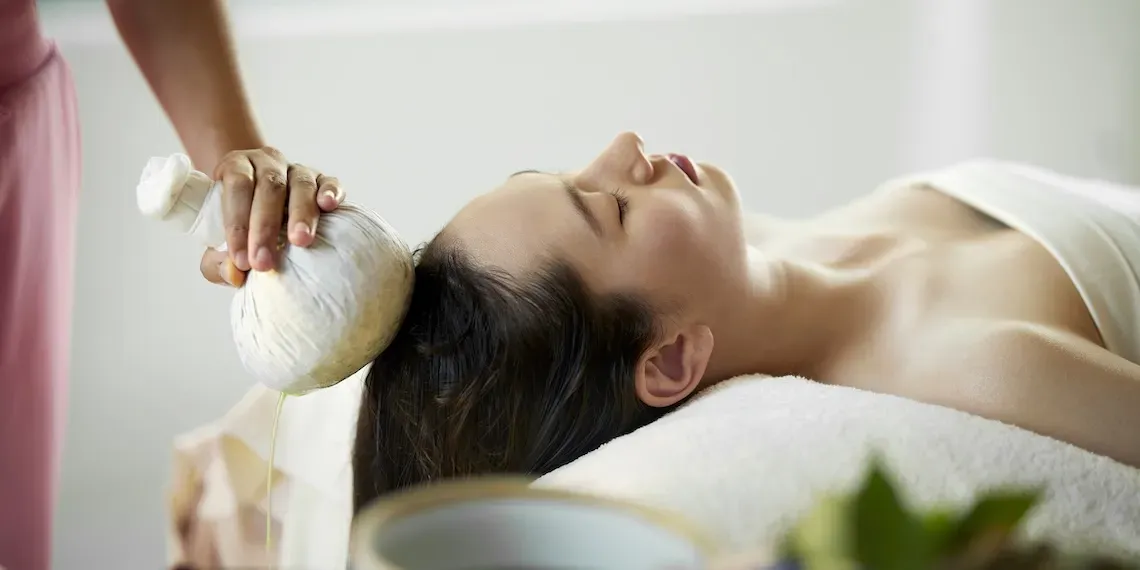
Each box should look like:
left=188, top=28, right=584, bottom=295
left=509, top=170, right=602, bottom=236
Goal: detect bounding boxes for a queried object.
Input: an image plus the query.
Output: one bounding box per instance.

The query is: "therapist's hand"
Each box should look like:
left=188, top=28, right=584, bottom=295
left=199, top=146, right=345, bottom=287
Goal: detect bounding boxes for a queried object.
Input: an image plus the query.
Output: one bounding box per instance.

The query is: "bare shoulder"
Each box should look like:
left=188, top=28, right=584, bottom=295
left=908, top=320, right=1140, bottom=467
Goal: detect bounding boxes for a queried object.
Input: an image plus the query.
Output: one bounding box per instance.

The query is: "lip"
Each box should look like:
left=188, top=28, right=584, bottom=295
left=667, top=153, right=699, bottom=185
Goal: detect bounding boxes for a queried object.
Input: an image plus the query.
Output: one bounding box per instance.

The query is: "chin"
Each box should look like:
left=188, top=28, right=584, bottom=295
left=696, top=162, right=741, bottom=206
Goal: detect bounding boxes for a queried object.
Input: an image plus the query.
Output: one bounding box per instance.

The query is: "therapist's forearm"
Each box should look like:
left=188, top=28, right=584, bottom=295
left=108, top=0, right=263, bottom=173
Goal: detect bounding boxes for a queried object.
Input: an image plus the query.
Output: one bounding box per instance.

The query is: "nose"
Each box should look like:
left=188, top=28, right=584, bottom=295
left=575, top=131, right=654, bottom=189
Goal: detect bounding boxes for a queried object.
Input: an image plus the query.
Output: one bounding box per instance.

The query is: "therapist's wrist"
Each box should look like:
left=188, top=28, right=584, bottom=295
left=184, top=120, right=264, bottom=174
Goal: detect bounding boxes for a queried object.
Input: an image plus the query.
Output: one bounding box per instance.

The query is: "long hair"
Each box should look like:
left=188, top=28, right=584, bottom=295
left=352, top=239, right=667, bottom=512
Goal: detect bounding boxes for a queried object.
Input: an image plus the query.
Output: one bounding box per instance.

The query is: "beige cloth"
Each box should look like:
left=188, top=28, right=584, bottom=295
left=166, top=375, right=361, bottom=569
left=166, top=391, right=282, bottom=569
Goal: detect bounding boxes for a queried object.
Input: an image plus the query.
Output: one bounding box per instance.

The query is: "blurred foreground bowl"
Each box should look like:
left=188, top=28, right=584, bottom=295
left=349, top=477, right=721, bottom=570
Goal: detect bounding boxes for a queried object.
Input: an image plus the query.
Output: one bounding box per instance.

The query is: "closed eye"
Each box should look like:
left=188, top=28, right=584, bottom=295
left=610, top=189, right=629, bottom=224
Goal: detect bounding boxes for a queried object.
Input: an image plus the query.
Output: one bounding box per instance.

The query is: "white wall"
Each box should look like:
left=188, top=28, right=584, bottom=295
left=43, top=0, right=1140, bottom=567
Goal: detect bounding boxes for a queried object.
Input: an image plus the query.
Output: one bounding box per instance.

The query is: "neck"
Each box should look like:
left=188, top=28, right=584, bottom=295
left=704, top=242, right=884, bottom=383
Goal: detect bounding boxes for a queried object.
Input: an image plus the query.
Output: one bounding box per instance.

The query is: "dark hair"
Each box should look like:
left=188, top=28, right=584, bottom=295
left=352, top=237, right=669, bottom=513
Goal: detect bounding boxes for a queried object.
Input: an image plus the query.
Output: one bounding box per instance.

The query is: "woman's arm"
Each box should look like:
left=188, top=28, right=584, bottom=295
left=107, top=0, right=262, bottom=174
left=952, top=323, right=1140, bottom=468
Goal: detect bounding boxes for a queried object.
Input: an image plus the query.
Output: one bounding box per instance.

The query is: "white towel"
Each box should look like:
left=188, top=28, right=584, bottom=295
left=169, top=374, right=1140, bottom=568
left=535, top=376, right=1140, bottom=558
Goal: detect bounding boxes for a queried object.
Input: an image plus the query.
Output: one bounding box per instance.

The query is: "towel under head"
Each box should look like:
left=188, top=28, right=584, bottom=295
left=536, top=376, right=1140, bottom=558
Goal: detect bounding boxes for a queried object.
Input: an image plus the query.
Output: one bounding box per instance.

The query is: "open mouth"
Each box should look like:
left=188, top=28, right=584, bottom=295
left=667, top=153, right=699, bottom=185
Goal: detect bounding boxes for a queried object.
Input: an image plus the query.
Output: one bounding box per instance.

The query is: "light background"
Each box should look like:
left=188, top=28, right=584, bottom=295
left=39, top=0, right=1140, bottom=567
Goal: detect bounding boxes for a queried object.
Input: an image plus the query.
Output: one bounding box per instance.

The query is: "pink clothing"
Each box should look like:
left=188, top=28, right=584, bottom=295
left=0, top=1, right=81, bottom=569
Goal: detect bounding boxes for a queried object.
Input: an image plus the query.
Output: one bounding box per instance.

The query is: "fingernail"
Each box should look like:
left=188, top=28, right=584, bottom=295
left=292, top=222, right=310, bottom=239
left=233, top=251, right=250, bottom=271
left=255, top=246, right=274, bottom=269
left=322, top=188, right=339, bottom=203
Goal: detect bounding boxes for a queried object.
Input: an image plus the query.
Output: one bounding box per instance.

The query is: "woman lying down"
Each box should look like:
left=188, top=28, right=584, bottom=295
left=202, top=132, right=1140, bottom=517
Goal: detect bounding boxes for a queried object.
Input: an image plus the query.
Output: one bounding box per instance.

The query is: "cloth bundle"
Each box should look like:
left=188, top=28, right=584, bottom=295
left=230, top=201, right=413, bottom=394
left=137, top=154, right=416, bottom=394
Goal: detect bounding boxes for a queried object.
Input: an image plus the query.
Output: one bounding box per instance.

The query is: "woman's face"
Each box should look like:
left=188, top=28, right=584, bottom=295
left=448, top=131, right=747, bottom=301
left=445, top=132, right=752, bottom=404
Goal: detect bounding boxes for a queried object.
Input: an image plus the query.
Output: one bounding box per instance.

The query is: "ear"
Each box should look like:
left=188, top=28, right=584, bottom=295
left=634, top=324, right=714, bottom=408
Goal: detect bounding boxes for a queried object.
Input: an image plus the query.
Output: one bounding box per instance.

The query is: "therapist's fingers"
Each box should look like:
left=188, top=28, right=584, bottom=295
left=200, top=247, right=246, bottom=288
left=316, top=174, right=344, bottom=212
left=217, top=153, right=256, bottom=272
left=286, top=163, right=321, bottom=247
left=248, top=149, right=289, bottom=272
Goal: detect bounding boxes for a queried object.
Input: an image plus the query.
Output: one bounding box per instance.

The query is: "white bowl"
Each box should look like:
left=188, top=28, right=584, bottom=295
left=350, top=478, right=720, bottom=570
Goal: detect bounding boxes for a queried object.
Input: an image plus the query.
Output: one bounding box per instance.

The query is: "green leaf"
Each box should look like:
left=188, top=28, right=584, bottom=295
left=851, top=459, right=933, bottom=570
left=945, top=488, right=1041, bottom=553
left=920, top=508, right=959, bottom=556
left=785, top=494, right=859, bottom=570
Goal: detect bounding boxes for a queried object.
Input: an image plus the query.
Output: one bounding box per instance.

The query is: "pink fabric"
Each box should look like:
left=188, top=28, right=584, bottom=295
left=0, top=1, right=82, bottom=569
left=0, top=0, right=49, bottom=89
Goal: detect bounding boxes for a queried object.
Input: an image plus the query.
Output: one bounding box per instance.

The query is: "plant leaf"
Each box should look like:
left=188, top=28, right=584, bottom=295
left=851, top=459, right=932, bottom=570
left=786, top=494, right=859, bottom=570
left=920, top=508, right=959, bottom=557
left=946, top=489, right=1041, bottom=553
